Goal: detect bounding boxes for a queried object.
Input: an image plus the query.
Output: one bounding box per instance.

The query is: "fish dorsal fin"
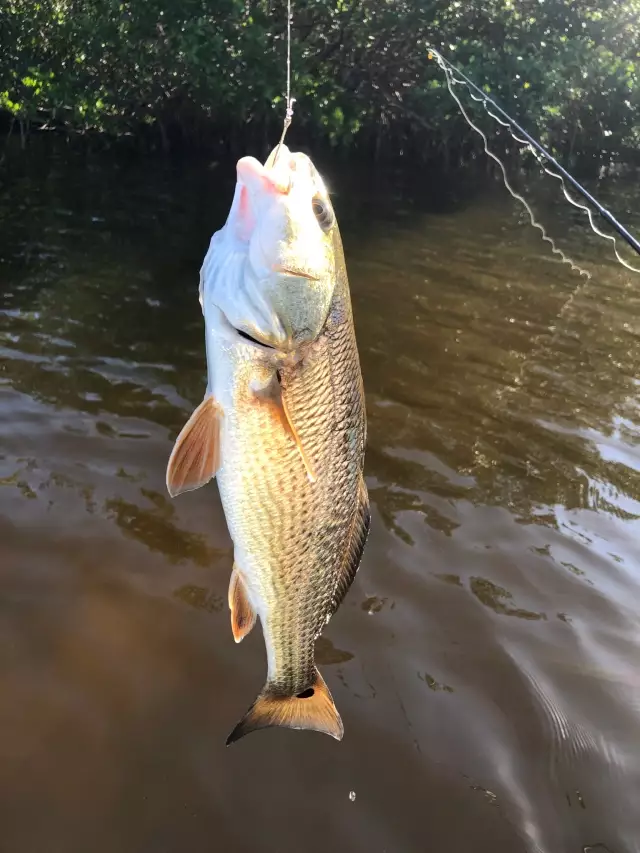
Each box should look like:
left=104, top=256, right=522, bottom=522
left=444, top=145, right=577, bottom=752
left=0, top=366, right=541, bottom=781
left=228, top=564, right=257, bottom=643
left=226, top=667, right=343, bottom=745
left=325, top=477, right=371, bottom=624
left=166, top=394, right=222, bottom=498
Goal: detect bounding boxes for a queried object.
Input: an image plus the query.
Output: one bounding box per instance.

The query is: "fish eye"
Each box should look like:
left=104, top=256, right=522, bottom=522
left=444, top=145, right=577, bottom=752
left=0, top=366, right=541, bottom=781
left=312, top=196, right=334, bottom=233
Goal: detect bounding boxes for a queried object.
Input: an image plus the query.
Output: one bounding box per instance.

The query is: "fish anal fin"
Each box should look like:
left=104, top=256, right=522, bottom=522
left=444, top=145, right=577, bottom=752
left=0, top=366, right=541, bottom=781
left=252, top=375, right=316, bottom=483
left=326, top=477, right=371, bottom=624
left=228, top=564, right=257, bottom=643
left=226, top=668, right=343, bottom=746
left=166, top=394, right=222, bottom=498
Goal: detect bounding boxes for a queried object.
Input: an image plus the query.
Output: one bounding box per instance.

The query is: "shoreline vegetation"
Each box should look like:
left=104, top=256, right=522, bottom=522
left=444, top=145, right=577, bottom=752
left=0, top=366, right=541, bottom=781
left=1, top=1, right=639, bottom=175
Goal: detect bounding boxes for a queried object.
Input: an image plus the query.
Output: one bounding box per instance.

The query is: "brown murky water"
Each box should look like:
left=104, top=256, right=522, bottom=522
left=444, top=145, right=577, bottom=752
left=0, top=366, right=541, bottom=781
left=1, top=147, right=639, bottom=853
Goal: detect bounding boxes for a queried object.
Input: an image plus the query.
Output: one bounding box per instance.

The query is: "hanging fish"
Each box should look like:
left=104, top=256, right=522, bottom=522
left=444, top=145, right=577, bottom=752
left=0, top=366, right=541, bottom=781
left=166, top=144, right=369, bottom=745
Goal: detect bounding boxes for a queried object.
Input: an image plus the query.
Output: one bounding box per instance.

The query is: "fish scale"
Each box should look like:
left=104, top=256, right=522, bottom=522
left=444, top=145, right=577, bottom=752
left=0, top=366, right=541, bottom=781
left=217, top=234, right=367, bottom=711
left=166, top=145, right=369, bottom=743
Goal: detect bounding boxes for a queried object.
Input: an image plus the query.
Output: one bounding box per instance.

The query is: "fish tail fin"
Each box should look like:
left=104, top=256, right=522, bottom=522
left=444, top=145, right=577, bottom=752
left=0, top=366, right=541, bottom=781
left=226, top=668, right=343, bottom=746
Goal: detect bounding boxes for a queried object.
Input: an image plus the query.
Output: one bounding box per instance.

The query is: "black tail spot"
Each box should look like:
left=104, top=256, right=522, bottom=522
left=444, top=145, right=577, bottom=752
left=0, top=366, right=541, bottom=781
left=296, top=688, right=315, bottom=699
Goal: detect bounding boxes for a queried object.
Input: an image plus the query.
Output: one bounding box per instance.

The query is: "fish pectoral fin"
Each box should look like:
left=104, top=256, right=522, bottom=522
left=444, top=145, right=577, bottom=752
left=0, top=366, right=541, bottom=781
left=226, top=668, right=343, bottom=746
left=280, top=393, right=317, bottom=483
left=228, top=564, right=257, bottom=643
left=166, top=393, right=222, bottom=498
left=252, top=375, right=316, bottom=483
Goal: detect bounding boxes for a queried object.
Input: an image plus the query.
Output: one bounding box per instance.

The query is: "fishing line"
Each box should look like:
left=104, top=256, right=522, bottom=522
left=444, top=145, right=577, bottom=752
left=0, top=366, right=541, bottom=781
left=422, top=49, right=634, bottom=482
left=273, top=0, right=295, bottom=164
left=427, top=46, right=640, bottom=275
left=451, top=72, right=640, bottom=277
left=437, top=56, right=591, bottom=278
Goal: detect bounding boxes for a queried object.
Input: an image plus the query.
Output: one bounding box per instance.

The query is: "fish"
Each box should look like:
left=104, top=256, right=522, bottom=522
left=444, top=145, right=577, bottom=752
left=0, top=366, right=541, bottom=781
left=166, top=143, right=369, bottom=745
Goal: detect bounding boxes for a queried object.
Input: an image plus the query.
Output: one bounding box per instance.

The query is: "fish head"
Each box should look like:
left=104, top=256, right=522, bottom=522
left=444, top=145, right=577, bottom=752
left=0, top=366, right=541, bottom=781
left=207, top=144, right=338, bottom=353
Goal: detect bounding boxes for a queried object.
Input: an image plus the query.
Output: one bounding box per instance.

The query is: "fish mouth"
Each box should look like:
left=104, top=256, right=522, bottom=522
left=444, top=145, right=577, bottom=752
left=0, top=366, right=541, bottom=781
left=274, top=264, right=320, bottom=281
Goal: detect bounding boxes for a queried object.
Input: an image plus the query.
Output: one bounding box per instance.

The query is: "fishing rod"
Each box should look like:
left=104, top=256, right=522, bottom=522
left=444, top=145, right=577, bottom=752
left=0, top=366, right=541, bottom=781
left=427, top=46, right=640, bottom=259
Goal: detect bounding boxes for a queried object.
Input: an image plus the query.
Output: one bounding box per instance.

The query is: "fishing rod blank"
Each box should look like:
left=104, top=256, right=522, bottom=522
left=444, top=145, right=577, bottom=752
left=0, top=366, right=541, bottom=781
left=428, top=47, right=640, bottom=259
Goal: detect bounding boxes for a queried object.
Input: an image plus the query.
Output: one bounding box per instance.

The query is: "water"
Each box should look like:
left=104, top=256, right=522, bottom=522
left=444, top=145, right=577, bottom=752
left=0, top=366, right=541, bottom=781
left=1, top=146, right=639, bottom=853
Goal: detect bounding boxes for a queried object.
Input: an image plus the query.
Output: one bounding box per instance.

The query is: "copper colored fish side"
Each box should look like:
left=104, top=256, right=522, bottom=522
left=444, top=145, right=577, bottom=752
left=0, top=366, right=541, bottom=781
left=166, top=145, right=369, bottom=744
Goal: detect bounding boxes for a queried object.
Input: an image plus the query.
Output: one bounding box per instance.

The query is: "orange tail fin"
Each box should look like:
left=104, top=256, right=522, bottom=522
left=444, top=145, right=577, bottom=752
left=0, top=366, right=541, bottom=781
left=226, top=668, right=343, bottom=745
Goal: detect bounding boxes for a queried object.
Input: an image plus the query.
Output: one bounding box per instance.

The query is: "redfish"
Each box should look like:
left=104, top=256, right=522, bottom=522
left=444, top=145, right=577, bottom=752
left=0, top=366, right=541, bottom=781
left=167, top=145, right=369, bottom=744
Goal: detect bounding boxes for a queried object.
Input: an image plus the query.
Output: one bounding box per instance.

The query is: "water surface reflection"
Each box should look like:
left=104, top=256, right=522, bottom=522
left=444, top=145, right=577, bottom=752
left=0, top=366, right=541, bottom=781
left=1, top=148, right=639, bottom=853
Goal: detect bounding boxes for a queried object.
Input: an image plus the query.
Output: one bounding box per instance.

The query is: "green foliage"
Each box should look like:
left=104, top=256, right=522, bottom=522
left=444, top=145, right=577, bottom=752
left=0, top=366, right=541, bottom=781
left=0, top=0, right=638, bottom=162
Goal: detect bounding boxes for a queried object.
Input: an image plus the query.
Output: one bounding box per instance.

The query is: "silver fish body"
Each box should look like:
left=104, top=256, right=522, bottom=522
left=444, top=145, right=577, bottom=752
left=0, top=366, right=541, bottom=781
left=167, top=147, right=369, bottom=743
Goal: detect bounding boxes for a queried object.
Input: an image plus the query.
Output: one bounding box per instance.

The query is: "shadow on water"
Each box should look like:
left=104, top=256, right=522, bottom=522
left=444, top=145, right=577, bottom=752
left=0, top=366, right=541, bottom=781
left=1, top=143, right=640, bottom=852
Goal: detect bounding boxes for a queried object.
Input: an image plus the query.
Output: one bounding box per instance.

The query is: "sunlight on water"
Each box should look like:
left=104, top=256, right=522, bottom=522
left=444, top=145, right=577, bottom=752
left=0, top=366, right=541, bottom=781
left=0, top=145, right=639, bottom=852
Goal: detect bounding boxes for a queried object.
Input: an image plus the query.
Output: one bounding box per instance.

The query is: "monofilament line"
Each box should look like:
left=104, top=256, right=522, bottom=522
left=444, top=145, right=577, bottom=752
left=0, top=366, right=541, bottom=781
left=430, top=51, right=590, bottom=279
left=428, top=46, right=640, bottom=275
left=274, top=0, right=295, bottom=164
left=446, top=64, right=640, bottom=276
